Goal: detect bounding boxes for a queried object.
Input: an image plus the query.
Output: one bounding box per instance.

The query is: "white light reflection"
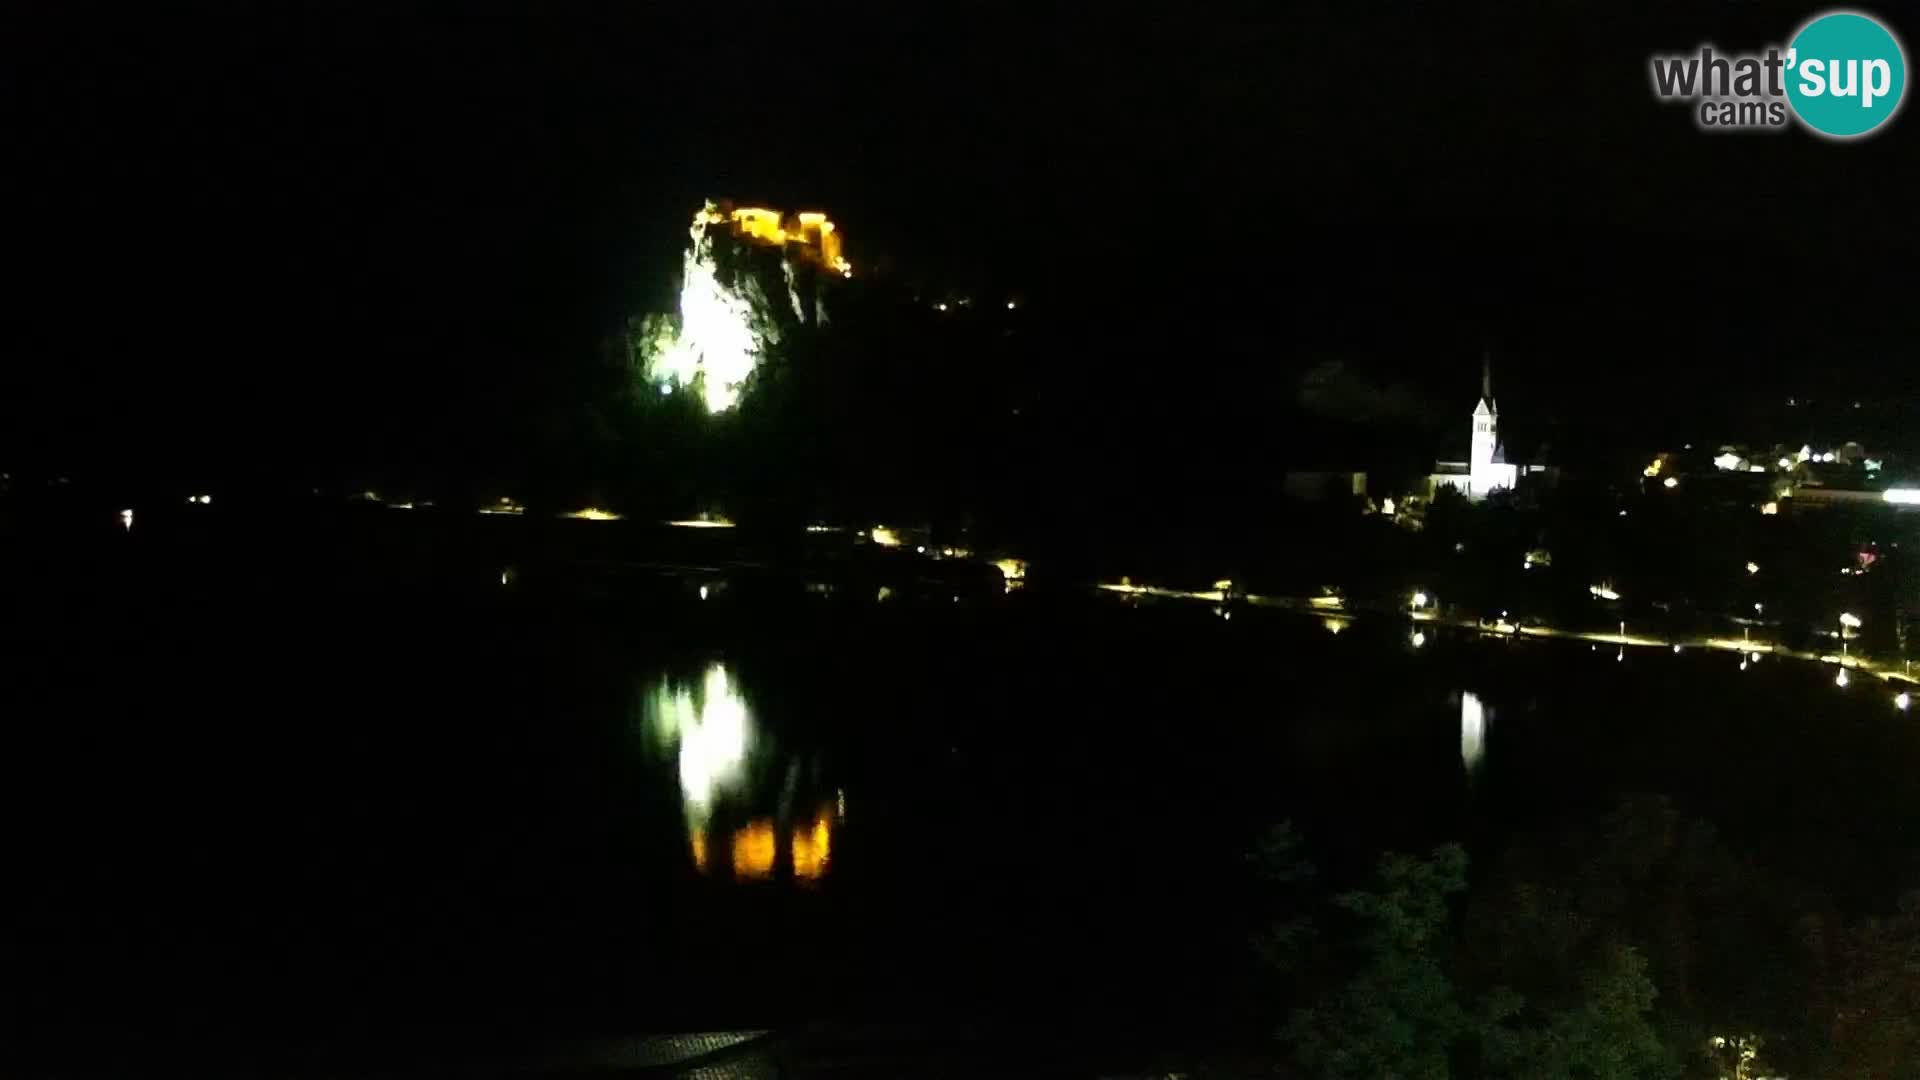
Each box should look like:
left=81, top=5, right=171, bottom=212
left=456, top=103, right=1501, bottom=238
left=119, top=509, right=134, bottom=531
left=652, top=657, right=756, bottom=814
left=1461, top=692, right=1488, bottom=777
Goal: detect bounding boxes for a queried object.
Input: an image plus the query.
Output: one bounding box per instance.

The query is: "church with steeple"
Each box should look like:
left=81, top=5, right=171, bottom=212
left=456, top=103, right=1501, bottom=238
left=1428, top=356, right=1524, bottom=501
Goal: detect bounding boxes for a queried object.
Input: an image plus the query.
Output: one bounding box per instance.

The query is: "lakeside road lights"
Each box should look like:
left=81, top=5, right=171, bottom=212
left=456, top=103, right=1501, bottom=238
left=1411, top=590, right=1429, bottom=611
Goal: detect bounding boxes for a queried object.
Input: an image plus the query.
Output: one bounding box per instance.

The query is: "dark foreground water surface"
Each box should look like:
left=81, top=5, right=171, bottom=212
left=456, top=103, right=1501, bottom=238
left=8, top=503, right=1919, bottom=1074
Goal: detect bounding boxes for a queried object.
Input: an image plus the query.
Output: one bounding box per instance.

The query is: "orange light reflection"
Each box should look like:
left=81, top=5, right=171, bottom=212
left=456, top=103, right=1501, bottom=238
left=697, top=809, right=835, bottom=883
left=731, top=821, right=778, bottom=880
left=792, top=812, right=833, bottom=881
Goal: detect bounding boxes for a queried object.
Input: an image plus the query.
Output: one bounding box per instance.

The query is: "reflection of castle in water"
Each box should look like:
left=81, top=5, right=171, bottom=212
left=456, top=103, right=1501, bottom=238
left=645, top=662, right=840, bottom=882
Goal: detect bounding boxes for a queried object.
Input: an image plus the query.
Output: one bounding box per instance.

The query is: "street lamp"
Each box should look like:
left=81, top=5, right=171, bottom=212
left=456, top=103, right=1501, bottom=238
left=1839, top=612, right=1861, bottom=660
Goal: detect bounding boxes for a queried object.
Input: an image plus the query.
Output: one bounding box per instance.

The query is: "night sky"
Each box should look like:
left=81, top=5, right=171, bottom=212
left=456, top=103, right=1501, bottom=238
left=6, top=2, right=1916, bottom=478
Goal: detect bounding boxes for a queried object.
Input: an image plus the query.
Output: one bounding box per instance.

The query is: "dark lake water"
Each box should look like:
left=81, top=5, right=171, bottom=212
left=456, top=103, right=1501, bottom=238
left=8, top=504, right=1919, bottom=1073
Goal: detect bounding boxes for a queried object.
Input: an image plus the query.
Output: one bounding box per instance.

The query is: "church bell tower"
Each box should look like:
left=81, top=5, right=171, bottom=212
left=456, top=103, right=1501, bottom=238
left=1470, top=354, right=1498, bottom=469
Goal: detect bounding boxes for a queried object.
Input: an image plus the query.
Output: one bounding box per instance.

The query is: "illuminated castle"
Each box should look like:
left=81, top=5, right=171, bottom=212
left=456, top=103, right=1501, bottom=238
left=701, top=201, right=852, bottom=278
left=647, top=200, right=853, bottom=412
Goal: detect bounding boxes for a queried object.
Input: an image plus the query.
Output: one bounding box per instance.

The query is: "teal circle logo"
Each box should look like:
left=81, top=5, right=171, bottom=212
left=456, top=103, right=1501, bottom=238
left=1785, top=11, right=1906, bottom=137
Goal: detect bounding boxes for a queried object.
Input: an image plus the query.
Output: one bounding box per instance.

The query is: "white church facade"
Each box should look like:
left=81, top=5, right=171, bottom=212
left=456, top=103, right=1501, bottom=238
left=1428, top=359, right=1545, bottom=502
